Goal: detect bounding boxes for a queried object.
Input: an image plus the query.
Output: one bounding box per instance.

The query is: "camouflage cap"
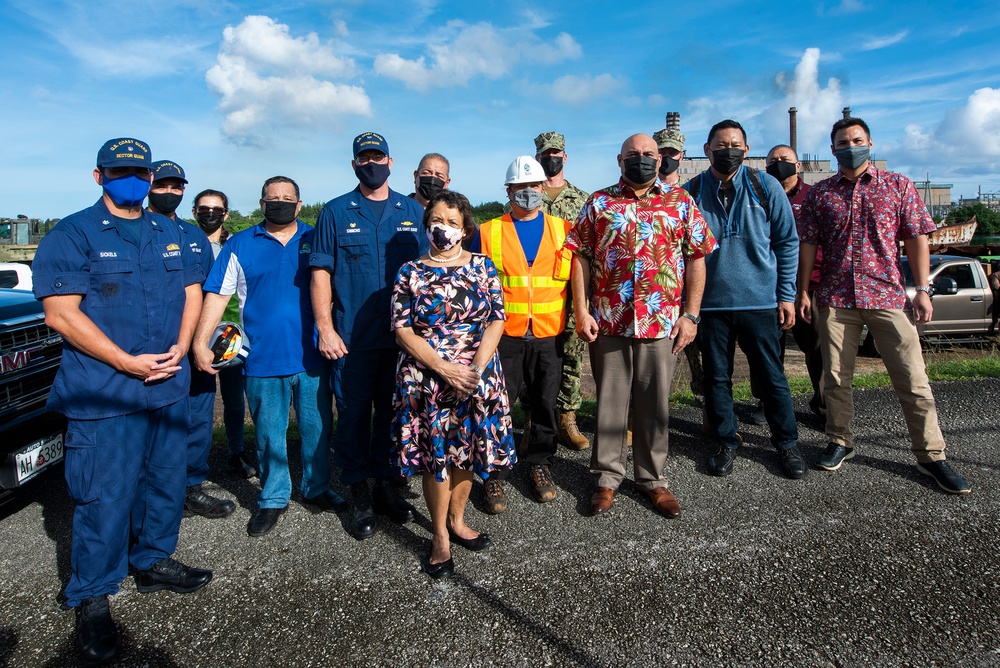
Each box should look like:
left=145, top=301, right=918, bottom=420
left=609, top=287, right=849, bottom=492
left=653, top=128, right=685, bottom=151
left=534, top=131, right=565, bottom=153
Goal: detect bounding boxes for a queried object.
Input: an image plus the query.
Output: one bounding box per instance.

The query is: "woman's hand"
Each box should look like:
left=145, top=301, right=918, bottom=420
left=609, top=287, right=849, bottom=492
left=438, top=361, right=480, bottom=396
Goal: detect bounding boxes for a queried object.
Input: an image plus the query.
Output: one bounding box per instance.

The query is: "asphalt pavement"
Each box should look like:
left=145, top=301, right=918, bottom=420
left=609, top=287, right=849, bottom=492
left=1, top=378, right=998, bottom=667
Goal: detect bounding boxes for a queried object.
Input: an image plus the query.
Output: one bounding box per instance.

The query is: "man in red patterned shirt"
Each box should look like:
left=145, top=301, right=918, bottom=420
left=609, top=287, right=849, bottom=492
left=565, top=133, right=717, bottom=518
left=797, top=117, right=970, bottom=494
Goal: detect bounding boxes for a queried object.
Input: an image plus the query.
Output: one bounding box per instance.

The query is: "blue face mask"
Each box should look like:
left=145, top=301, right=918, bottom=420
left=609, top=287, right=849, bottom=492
left=102, top=174, right=151, bottom=207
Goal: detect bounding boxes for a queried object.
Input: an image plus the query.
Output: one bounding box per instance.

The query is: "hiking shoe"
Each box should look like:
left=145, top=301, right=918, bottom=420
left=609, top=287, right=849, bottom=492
left=778, top=446, right=807, bottom=479
left=816, top=443, right=854, bottom=471
left=530, top=464, right=558, bottom=503
left=917, top=460, right=971, bottom=495
left=483, top=478, right=508, bottom=514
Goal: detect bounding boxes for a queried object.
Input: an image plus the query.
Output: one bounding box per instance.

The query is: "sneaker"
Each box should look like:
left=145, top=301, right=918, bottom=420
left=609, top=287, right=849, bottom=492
left=778, top=446, right=807, bottom=479
left=529, top=464, right=558, bottom=503
left=815, top=443, right=854, bottom=471
left=916, top=460, right=971, bottom=495
left=76, top=595, right=120, bottom=667
left=483, top=478, right=508, bottom=514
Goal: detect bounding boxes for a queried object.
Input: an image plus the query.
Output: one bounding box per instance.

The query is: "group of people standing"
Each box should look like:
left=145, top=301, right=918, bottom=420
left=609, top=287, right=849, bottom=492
left=33, top=116, right=971, bottom=666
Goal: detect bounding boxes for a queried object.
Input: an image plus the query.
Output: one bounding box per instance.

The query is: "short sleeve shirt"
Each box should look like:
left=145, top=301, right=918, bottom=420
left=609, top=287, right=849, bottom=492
left=799, top=166, right=934, bottom=309
left=564, top=179, right=716, bottom=339
left=32, top=199, right=202, bottom=418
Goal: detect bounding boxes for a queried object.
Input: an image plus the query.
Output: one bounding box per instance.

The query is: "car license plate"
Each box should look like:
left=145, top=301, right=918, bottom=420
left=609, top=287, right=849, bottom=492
left=15, top=432, right=64, bottom=484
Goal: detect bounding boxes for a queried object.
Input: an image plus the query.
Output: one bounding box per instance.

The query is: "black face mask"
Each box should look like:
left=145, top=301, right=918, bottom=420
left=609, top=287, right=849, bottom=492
left=622, top=155, right=659, bottom=186
left=538, top=155, right=564, bottom=178
left=766, top=161, right=797, bottom=182
left=148, top=192, right=183, bottom=215
left=196, top=210, right=225, bottom=234
left=263, top=201, right=298, bottom=226
left=658, top=156, right=680, bottom=177
left=416, top=175, right=446, bottom=201
left=711, top=148, right=745, bottom=175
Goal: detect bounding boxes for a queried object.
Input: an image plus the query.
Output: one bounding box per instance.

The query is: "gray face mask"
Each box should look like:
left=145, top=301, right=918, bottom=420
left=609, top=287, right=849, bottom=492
left=833, top=145, right=870, bottom=169
left=513, top=188, right=543, bottom=211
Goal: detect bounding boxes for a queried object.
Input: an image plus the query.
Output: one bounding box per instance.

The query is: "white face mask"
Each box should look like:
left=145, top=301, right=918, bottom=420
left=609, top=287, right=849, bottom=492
left=427, top=223, right=463, bottom=251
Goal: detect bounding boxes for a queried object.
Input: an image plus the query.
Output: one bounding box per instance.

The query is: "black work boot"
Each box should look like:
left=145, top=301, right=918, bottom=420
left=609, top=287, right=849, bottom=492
left=348, top=481, right=377, bottom=540
left=372, top=477, right=416, bottom=524
left=76, top=595, right=120, bottom=667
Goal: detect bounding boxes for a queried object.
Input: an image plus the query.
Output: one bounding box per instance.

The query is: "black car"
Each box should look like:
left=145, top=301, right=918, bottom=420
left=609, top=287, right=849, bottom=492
left=0, top=288, right=65, bottom=504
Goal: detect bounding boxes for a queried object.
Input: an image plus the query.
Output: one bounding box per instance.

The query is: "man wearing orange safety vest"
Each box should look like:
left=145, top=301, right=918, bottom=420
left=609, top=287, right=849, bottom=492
left=470, top=156, right=573, bottom=514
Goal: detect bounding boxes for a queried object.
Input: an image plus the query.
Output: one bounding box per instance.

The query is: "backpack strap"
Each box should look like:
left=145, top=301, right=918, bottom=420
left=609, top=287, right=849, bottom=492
left=688, top=173, right=702, bottom=207
left=744, top=168, right=770, bottom=221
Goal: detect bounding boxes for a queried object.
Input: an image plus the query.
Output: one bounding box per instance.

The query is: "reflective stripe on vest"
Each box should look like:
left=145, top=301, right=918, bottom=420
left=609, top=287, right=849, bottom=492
left=483, top=212, right=570, bottom=338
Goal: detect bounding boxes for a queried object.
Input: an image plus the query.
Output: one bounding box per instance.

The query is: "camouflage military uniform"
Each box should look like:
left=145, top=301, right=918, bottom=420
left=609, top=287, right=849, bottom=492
left=540, top=181, right=589, bottom=412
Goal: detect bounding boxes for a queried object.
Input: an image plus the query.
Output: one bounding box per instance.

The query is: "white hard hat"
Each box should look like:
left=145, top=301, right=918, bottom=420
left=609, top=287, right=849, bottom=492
left=504, top=156, right=546, bottom=185
left=208, top=321, right=250, bottom=369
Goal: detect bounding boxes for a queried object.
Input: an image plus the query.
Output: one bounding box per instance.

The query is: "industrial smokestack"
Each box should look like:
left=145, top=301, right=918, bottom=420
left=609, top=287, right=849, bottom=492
left=788, top=107, right=797, bottom=153
left=842, top=106, right=852, bottom=119
left=665, top=112, right=680, bottom=131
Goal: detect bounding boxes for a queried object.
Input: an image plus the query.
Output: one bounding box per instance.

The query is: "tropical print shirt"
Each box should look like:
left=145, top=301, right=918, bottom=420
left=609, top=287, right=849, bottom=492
left=564, top=178, right=716, bottom=339
left=799, top=165, right=935, bottom=310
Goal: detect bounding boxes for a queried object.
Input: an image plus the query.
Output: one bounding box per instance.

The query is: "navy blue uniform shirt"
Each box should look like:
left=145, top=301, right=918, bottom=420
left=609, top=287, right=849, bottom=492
left=310, top=186, right=427, bottom=350
left=32, top=199, right=202, bottom=419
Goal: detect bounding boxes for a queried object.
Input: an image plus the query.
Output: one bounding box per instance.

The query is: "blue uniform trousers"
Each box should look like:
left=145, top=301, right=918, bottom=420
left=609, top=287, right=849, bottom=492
left=332, top=348, right=397, bottom=486
left=218, top=365, right=247, bottom=456
left=63, top=399, right=187, bottom=607
left=186, top=367, right=217, bottom=486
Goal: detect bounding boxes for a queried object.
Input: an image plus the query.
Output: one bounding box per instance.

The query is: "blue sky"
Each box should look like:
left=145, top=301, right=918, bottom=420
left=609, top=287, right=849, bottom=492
left=3, top=0, right=1000, bottom=218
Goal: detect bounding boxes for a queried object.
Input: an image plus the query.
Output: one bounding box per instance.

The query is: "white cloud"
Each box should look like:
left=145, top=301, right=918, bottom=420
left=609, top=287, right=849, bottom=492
left=860, top=30, right=909, bottom=51
left=547, top=74, right=627, bottom=105
left=334, top=20, right=349, bottom=37
left=206, top=16, right=371, bottom=144
left=373, top=20, right=581, bottom=92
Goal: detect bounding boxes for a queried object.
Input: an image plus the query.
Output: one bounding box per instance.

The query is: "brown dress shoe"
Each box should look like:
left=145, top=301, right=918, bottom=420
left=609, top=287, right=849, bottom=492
left=590, top=487, right=616, bottom=515
left=647, top=487, right=681, bottom=518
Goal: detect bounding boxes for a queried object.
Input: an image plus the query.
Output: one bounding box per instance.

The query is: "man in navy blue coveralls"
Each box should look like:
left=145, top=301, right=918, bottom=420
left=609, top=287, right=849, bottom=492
left=32, top=138, right=212, bottom=667
left=310, top=131, right=428, bottom=540
left=146, top=160, right=236, bottom=520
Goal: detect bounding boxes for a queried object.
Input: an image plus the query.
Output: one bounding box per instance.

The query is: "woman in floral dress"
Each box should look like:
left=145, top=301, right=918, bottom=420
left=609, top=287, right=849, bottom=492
left=391, top=191, right=514, bottom=579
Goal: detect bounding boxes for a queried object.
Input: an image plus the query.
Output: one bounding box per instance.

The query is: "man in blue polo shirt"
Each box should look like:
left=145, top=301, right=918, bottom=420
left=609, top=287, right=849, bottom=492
left=33, top=137, right=212, bottom=667
left=310, top=132, right=428, bottom=540
left=147, top=160, right=237, bottom=520
left=194, top=175, right=346, bottom=538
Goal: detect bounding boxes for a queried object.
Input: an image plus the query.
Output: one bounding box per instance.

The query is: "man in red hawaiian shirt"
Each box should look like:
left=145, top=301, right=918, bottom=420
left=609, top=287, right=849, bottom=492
left=566, top=133, right=717, bottom=518
left=797, top=117, right=970, bottom=494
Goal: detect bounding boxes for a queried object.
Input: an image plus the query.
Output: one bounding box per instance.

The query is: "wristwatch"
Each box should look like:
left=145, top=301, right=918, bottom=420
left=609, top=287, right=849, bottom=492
left=682, top=312, right=701, bottom=325
left=914, top=286, right=932, bottom=295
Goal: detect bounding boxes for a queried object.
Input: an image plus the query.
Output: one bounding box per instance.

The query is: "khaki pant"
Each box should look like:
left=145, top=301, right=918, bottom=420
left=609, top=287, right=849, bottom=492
left=819, top=307, right=945, bottom=462
left=589, top=336, right=678, bottom=490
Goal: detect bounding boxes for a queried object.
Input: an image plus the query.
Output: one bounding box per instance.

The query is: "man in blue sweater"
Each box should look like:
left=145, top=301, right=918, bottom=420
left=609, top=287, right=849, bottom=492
left=685, top=119, right=805, bottom=479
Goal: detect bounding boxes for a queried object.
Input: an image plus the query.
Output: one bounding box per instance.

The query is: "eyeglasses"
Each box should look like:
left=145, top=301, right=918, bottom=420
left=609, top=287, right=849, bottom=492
left=355, top=153, right=388, bottom=165
left=196, top=206, right=227, bottom=215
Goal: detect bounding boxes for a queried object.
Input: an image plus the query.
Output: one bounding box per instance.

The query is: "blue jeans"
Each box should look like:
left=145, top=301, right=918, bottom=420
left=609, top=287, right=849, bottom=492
left=331, top=348, right=397, bottom=486
left=244, top=367, right=332, bottom=509
left=218, top=365, right=247, bottom=456
left=699, top=309, right=798, bottom=450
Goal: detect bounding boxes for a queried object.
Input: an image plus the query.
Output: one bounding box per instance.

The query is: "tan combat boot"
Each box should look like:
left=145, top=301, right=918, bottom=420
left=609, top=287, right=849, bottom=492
left=557, top=411, right=590, bottom=450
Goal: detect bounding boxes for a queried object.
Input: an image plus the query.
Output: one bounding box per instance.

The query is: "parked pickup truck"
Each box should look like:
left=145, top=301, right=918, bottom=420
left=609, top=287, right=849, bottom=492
left=0, top=288, right=66, bottom=504
left=905, top=255, right=996, bottom=338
